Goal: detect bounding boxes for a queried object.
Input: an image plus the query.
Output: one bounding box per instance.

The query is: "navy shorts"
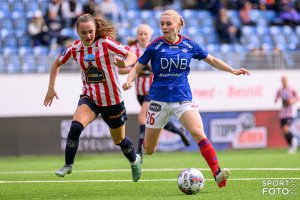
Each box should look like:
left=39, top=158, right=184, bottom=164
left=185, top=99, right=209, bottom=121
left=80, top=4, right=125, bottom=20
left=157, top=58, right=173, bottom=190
left=280, top=118, right=293, bottom=127
left=137, top=95, right=149, bottom=106
left=78, top=95, right=128, bottom=129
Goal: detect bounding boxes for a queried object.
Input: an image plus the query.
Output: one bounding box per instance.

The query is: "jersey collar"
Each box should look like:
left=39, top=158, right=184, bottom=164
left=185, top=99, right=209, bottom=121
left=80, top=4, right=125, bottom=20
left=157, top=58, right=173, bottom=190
left=162, top=34, right=183, bottom=45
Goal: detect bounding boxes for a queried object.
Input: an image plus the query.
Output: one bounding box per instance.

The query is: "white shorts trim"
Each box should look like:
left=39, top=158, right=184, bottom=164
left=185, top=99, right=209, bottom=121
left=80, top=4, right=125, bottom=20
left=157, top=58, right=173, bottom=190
left=145, top=100, right=199, bottom=129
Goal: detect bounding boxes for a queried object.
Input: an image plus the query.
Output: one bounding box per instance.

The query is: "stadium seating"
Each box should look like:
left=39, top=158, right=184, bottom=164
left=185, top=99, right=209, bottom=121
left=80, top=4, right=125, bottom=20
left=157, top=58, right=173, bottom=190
left=6, top=55, right=22, bottom=73
left=22, top=54, right=37, bottom=73
left=0, top=0, right=299, bottom=73
left=0, top=55, right=5, bottom=73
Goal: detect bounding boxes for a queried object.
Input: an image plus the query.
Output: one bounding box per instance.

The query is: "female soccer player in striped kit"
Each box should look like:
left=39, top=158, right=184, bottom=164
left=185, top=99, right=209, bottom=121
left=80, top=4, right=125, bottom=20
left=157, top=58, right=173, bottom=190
left=119, top=24, right=190, bottom=162
left=275, top=75, right=299, bottom=154
left=44, top=14, right=141, bottom=182
left=123, top=10, right=250, bottom=188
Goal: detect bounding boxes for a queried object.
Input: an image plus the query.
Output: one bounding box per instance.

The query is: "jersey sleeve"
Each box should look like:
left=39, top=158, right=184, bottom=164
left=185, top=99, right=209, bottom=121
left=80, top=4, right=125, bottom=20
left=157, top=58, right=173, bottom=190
left=58, top=45, right=73, bottom=65
left=105, top=37, right=129, bottom=57
left=293, top=89, right=298, bottom=98
left=192, top=42, right=208, bottom=60
left=138, top=46, right=152, bottom=65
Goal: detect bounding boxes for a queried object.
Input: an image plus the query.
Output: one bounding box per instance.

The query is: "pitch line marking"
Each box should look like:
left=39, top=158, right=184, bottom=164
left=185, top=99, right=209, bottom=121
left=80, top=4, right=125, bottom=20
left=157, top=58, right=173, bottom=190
left=1, top=178, right=300, bottom=184
left=1, top=168, right=300, bottom=175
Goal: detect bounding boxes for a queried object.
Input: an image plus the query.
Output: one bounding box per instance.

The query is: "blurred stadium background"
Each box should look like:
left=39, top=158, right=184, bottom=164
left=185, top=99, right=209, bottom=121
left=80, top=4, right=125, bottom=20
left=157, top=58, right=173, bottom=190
left=0, top=0, right=299, bottom=156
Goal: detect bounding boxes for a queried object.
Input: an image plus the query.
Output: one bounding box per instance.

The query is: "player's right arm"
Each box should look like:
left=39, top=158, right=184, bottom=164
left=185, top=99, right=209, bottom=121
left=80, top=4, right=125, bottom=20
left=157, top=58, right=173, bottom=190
left=274, top=90, right=280, bottom=103
left=43, top=58, right=62, bottom=107
left=44, top=43, right=73, bottom=107
left=122, top=62, right=144, bottom=91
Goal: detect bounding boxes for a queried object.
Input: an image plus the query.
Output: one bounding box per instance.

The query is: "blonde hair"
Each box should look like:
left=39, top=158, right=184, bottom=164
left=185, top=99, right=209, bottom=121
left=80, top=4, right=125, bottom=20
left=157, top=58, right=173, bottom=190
left=160, top=10, right=185, bottom=33
left=128, top=24, right=153, bottom=46
left=137, top=24, right=153, bottom=36
left=75, top=14, right=116, bottom=40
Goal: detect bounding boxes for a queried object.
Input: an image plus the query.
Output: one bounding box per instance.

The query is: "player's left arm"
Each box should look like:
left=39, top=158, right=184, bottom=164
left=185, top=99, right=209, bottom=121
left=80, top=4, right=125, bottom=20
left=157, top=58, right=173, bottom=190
left=114, top=51, right=137, bottom=68
left=203, top=54, right=250, bottom=76
left=289, top=90, right=300, bottom=104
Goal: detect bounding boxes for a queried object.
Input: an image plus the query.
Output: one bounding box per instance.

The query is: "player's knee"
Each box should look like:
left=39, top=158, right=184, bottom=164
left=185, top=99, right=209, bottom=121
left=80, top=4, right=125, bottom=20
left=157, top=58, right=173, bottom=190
left=282, top=126, right=290, bottom=133
left=189, top=128, right=203, bottom=136
left=67, top=121, right=84, bottom=140
left=189, top=128, right=206, bottom=141
left=144, top=145, right=156, bottom=155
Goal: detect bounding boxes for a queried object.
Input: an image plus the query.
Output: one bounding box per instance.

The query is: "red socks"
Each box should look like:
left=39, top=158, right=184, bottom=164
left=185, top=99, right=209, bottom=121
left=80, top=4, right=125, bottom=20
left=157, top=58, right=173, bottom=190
left=198, top=138, right=219, bottom=176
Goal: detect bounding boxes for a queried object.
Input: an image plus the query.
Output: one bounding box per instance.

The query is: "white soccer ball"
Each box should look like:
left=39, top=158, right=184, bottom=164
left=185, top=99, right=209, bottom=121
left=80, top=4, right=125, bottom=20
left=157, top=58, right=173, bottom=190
left=177, top=168, right=205, bottom=195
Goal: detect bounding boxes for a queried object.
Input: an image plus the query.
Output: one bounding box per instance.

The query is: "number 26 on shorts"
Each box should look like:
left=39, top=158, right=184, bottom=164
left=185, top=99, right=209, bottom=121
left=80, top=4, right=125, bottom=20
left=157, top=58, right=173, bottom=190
left=146, top=112, right=155, bottom=125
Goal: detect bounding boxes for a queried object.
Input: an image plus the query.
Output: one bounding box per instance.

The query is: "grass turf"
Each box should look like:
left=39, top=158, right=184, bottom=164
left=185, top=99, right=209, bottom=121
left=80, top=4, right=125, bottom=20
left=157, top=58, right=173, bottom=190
left=0, top=149, right=299, bottom=200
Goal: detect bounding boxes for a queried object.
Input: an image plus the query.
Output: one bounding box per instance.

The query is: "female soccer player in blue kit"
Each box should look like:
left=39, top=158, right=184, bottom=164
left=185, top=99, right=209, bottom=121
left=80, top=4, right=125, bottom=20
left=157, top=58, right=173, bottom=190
left=119, top=24, right=190, bottom=162
left=123, top=10, right=250, bottom=188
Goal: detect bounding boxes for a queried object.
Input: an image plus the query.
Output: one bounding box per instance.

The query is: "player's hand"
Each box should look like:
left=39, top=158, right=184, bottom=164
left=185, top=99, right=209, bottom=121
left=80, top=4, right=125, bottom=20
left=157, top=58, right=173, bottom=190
left=44, top=88, right=59, bottom=107
left=233, top=68, right=250, bottom=76
left=113, top=56, right=126, bottom=68
left=122, top=82, right=132, bottom=91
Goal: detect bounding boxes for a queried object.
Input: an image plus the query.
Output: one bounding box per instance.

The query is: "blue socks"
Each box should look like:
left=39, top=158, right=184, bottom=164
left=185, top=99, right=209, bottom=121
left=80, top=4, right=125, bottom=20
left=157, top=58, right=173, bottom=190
left=137, top=125, right=145, bottom=155
left=117, top=137, right=136, bottom=162
left=65, top=121, right=84, bottom=165
left=65, top=121, right=136, bottom=165
left=164, top=121, right=182, bottom=135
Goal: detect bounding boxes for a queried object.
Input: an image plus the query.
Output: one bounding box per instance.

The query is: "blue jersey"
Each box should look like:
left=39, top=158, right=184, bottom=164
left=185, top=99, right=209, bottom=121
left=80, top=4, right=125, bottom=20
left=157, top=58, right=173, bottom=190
left=138, top=36, right=208, bottom=102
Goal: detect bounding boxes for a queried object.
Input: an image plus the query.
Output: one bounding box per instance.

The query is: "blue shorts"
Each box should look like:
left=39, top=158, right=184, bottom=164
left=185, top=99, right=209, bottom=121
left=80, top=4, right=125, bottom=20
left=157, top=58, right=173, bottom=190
left=137, top=95, right=149, bottom=106
left=280, top=118, right=293, bottom=127
left=78, top=95, right=128, bottom=129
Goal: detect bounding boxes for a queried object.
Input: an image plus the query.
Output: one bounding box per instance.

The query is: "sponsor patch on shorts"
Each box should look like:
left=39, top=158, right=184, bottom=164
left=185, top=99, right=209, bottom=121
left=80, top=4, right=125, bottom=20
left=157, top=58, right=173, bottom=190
left=149, top=103, right=162, bottom=112
left=179, top=100, right=193, bottom=105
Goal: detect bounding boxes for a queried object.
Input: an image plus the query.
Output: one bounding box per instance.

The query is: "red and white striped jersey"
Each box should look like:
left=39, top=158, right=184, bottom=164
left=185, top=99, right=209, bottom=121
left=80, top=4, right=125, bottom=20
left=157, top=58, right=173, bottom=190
left=58, top=36, right=130, bottom=106
left=275, top=87, right=298, bottom=119
left=129, top=43, right=153, bottom=96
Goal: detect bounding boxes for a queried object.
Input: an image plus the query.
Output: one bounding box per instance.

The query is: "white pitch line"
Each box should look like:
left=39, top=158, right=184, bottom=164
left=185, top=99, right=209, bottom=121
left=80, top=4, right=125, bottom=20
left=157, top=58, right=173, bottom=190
left=1, top=178, right=300, bottom=184
left=0, top=168, right=300, bottom=175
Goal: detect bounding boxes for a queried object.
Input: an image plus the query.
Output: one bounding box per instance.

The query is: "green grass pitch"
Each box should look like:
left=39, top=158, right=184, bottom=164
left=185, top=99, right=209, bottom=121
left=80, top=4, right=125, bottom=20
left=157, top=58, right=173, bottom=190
left=0, top=149, right=299, bottom=200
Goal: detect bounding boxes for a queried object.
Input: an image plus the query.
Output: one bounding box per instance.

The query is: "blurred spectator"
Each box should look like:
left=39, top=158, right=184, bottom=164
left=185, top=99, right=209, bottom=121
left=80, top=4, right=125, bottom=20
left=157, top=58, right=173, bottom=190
left=215, top=8, right=241, bottom=43
left=181, top=0, right=198, bottom=9
left=278, top=0, right=300, bottom=27
left=62, top=0, right=83, bottom=28
left=222, top=0, right=240, bottom=9
left=99, top=0, right=120, bottom=24
left=197, top=0, right=222, bottom=14
left=83, top=0, right=101, bottom=16
left=295, top=0, right=300, bottom=12
left=259, top=0, right=277, bottom=10
left=239, top=1, right=257, bottom=25
left=248, top=0, right=261, bottom=9
left=139, top=0, right=174, bottom=10
left=28, top=10, right=50, bottom=47
left=45, top=0, right=66, bottom=46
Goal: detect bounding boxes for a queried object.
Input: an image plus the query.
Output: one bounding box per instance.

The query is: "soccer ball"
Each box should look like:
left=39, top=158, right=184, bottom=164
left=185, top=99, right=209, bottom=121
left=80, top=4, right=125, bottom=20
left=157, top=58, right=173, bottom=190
left=177, top=168, right=205, bottom=195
